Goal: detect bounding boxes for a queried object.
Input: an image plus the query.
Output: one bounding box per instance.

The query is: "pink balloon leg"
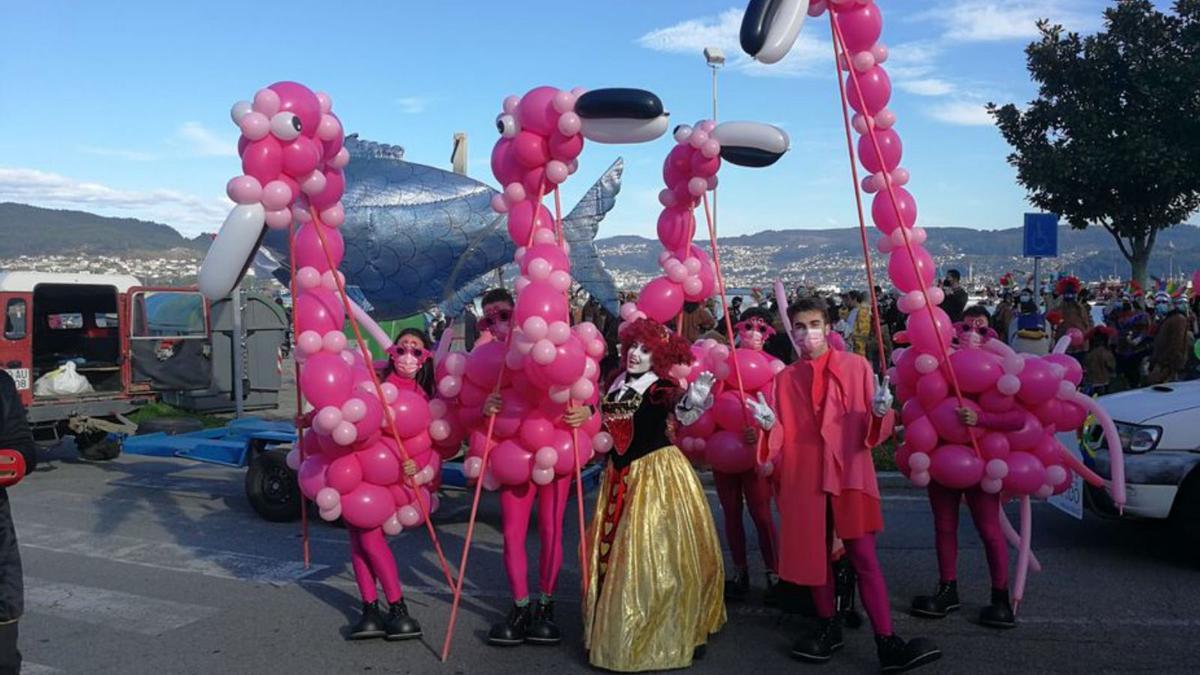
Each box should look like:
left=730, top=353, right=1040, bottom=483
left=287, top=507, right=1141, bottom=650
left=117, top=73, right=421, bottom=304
left=1012, top=495, right=1032, bottom=614
left=1069, top=391, right=1126, bottom=510
left=999, top=506, right=1041, bottom=573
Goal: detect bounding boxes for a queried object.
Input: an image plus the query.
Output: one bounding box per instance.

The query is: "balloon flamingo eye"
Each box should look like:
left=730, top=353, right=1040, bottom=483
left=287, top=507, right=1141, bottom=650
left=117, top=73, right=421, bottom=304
left=270, top=112, right=302, bottom=140
left=496, top=113, right=519, bottom=138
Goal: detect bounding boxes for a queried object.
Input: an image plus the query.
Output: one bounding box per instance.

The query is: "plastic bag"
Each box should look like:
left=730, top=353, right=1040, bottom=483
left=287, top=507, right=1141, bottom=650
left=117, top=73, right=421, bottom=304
left=33, top=362, right=95, bottom=397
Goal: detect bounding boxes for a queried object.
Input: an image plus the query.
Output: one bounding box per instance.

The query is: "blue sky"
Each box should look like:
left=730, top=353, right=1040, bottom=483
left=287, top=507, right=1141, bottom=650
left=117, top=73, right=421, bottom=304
left=0, top=1, right=1142, bottom=238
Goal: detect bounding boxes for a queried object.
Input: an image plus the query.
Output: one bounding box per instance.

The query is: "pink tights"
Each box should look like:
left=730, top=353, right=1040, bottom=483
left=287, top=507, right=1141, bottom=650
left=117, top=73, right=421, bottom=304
left=927, top=482, right=1008, bottom=589
left=812, top=534, right=893, bottom=635
left=713, top=469, right=777, bottom=571
left=500, top=478, right=571, bottom=601
left=349, top=526, right=403, bottom=604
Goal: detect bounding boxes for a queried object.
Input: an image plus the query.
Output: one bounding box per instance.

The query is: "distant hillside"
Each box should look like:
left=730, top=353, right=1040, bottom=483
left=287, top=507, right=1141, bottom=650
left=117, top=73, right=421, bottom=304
left=597, top=224, right=1200, bottom=287
left=0, top=202, right=207, bottom=258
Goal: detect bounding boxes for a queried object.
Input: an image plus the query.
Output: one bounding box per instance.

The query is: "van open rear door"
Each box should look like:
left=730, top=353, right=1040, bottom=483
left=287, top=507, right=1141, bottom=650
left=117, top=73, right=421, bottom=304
left=126, top=288, right=212, bottom=391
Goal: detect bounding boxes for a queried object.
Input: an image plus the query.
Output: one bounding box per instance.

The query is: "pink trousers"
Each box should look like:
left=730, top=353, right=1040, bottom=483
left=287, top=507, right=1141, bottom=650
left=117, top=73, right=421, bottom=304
left=349, top=526, right=403, bottom=604
left=927, top=482, right=1008, bottom=589
left=500, top=478, right=571, bottom=601
left=713, top=469, right=778, bottom=571
left=812, top=534, right=893, bottom=635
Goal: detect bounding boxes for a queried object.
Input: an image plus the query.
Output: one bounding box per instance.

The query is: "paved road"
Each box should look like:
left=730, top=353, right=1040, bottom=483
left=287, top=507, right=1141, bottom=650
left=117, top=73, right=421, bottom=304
left=10, top=441, right=1200, bottom=674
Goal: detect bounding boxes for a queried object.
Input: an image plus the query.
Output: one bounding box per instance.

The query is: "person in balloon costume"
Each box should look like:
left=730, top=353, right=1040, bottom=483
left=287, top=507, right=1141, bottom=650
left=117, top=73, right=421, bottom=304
left=381, top=329, right=436, bottom=395
left=756, top=297, right=941, bottom=671
left=473, top=288, right=589, bottom=648
left=717, top=307, right=780, bottom=602
left=583, top=318, right=725, bottom=672
left=909, top=306, right=1020, bottom=628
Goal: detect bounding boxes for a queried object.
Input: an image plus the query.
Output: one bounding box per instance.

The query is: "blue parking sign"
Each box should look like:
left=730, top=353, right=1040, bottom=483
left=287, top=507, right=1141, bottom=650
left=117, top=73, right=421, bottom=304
left=1023, top=213, right=1059, bottom=258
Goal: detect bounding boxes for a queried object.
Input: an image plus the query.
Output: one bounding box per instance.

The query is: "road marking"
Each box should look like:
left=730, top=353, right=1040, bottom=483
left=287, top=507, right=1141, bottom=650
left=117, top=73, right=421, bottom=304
left=17, top=522, right=327, bottom=585
left=21, top=663, right=63, bottom=674
left=24, top=578, right=220, bottom=636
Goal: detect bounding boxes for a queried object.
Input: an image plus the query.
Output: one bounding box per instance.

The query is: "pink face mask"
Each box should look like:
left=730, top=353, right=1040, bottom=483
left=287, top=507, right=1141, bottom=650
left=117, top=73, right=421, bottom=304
left=387, top=344, right=428, bottom=378
left=792, top=329, right=827, bottom=356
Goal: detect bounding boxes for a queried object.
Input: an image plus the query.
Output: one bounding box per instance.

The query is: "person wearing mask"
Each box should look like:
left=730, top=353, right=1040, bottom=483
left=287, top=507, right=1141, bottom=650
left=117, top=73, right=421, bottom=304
left=0, top=371, right=37, bottom=674
left=1052, top=277, right=1092, bottom=361
left=1010, top=290, right=1051, bottom=356
left=728, top=296, right=744, bottom=326
left=939, top=270, right=969, bottom=323
left=678, top=301, right=717, bottom=344
left=1148, top=292, right=1190, bottom=384
left=910, top=307, right=1021, bottom=629
left=752, top=298, right=941, bottom=671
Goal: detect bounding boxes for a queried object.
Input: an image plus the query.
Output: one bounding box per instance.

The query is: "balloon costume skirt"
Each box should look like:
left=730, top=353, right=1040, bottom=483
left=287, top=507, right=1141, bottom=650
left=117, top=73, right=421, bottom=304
left=583, top=445, right=726, bottom=672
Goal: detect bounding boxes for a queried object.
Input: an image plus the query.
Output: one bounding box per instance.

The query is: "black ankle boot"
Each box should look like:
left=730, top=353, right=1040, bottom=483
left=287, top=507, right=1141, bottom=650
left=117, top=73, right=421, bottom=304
left=875, top=634, right=942, bottom=673
left=724, top=567, right=750, bottom=600
left=834, top=559, right=863, bottom=629
left=526, top=598, right=562, bottom=645
left=487, top=602, right=532, bottom=646
left=348, top=601, right=387, bottom=640
left=909, top=581, right=960, bottom=619
left=383, top=598, right=422, bottom=641
left=790, top=617, right=844, bottom=662
left=979, top=588, right=1016, bottom=629
left=763, top=572, right=781, bottom=607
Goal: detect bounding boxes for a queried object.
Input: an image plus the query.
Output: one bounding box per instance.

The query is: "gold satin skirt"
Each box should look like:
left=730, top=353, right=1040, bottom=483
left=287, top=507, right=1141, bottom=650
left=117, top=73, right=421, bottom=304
left=584, top=446, right=726, bottom=672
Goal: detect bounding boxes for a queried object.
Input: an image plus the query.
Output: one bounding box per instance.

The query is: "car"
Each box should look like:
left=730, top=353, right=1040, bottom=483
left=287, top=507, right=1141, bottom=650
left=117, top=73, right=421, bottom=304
left=1081, top=380, right=1200, bottom=543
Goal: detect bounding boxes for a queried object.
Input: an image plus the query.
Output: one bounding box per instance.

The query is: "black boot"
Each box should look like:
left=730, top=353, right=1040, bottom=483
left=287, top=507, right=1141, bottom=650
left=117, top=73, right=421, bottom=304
left=834, top=559, right=863, bottom=629
left=526, top=598, right=562, bottom=645
left=383, top=598, right=422, bottom=641
left=763, top=572, right=782, bottom=607
left=909, top=581, right=960, bottom=619
left=347, top=601, right=387, bottom=640
left=875, top=634, right=942, bottom=673
left=979, top=588, right=1016, bottom=629
left=487, top=602, right=532, bottom=646
left=790, top=617, right=844, bottom=663
left=724, top=567, right=750, bottom=600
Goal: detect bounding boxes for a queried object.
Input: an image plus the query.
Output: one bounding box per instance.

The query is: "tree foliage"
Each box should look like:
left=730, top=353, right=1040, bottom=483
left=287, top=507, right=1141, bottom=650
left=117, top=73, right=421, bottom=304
left=988, top=0, right=1200, bottom=285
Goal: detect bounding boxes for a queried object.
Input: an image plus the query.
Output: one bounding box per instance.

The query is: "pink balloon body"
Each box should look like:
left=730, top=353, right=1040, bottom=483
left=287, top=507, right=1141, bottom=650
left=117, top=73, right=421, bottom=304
left=357, top=442, right=400, bottom=485
left=657, top=207, right=696, bottom=252
left=341, top=483, right=396, bottom=529
left=490, top=440, right=533, bottom=486
left=294, top=289, right=345, bottom=334
left=872, top=187, right=917, bottom=235
left=1016, top=358, right=1059, bottom=405
left=517, top=86, right=560, bottom=136
left=269, top=80, right=322, bottom=139
left=515, top=280, right=569, bottom=325
left=294, top=223, right=344, bottom=269
left=847, top=66, right=891, bottom=115
left=638, top=277, right=686, bottom=323
left=706, top=430, right=755, bottom=474
left=327, top=453, right=364, bottom=493
left=1003, top=451, right=1046, bottom=495
left=241, top=137, right=283, bottom=184
left=905, top=306, right=953, bottom=354
left=731, top=349, right=773, bottom=391
left=301, top=352, right=353, bottom=409
left=464, top=340, right=508, bottom=389
left=390, top=390, right=431, bottom=437
left=948, top=349, right=1003, bottom=394
left=930, top=444, right=984, bottom=490
left=835, top=1, right=884, bottom=52
left=859, top=129, right=902, bottom=174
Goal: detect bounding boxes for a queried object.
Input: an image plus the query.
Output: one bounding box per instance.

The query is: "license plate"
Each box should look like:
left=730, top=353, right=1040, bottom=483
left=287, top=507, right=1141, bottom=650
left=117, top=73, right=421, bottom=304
left=4, top=368, right=29, bottom=391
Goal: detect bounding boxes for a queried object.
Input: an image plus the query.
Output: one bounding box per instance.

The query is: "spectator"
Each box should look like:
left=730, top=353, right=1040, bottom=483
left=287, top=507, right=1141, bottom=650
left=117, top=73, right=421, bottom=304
left=728, top=296, right=744, bottom=326
left=1083, top=328, right=1116, bottom=396
left=1052, top=277, right=1092, bottom=360
left=991, top=291, right=1015, bottom=343
left=1148, top=299, right=1190, bottom=384
left=0, top=370, right=37, bottom=675
left=939, top=270, right=969, bottom=323
left=1010, top=292, right=1051, bottom=356
left=1116, top=313, right=1152, bottom=389
left=677, top=301, right=716, bottom=343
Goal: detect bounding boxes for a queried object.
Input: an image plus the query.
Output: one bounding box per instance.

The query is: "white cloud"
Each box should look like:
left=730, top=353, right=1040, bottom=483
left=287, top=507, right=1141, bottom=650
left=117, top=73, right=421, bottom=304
left=922, top=1, right=1097, bottom=43
left=885, top=41, right=943, bottom=80
left=898, top=78, right=956, bottom=97
left=173, top=122, right=236, bottom=157
left=927, top=100, right=994, bottom=127
left=637, top=8, right=831, bottom=78
left=77, top=146, right=160, bottom=161
left=396, top=96, right=433, bottom=114
left=0, top=166, right=231, bottom=235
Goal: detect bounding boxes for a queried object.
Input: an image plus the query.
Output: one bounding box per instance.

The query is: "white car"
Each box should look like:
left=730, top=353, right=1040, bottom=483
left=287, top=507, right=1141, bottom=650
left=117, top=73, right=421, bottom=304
left=1081, top=380, right=1200, bottom=539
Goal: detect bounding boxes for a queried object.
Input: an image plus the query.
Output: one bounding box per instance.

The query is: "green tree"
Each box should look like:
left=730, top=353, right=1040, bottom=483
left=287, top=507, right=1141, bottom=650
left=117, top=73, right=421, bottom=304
left=988, top=0, right=1200, bottom=287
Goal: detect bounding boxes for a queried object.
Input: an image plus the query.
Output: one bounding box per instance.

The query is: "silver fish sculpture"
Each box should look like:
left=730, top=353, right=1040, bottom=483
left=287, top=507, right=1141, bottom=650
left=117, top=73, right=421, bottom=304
left=255, top=135, right=623, bottom=319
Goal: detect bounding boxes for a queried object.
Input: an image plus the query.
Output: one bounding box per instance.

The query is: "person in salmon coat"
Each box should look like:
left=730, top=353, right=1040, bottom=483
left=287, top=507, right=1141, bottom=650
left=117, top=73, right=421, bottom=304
left=748, top=297, right=941, bottom=673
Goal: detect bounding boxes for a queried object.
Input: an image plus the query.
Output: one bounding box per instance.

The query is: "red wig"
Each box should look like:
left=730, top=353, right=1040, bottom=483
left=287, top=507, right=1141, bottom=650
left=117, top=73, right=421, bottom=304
left=620, top=318, right=694, bottom=380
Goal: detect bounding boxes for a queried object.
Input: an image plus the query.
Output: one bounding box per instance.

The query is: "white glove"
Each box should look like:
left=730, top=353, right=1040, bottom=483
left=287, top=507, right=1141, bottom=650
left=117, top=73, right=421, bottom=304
left=745, top=392, right=776, bottom=430
left=871, top=374, right=893, bottom=417
left=686, top=371, right=716, bottom=410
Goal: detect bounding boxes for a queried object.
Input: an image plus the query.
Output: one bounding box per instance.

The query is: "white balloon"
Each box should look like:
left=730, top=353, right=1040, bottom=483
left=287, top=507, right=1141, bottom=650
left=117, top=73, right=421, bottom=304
left=198, top=203, right=266, bottom=300
left=579, top=115, right=670, bottom=144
